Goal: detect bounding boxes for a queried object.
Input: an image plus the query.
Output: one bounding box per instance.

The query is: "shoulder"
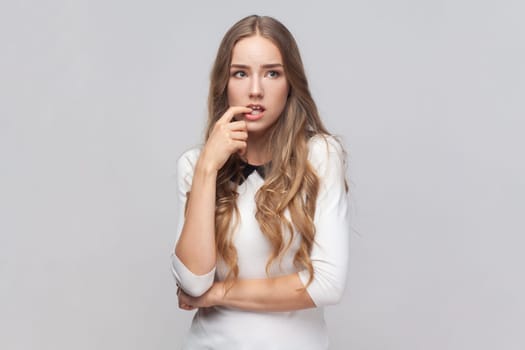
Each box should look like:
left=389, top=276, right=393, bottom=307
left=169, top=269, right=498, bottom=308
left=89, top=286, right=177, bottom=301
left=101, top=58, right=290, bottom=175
left=307, top=135, right=348, bottom=194
left=307, top=134, right=345, bottom=165
left=177, top=147, right=201, bottom=168
left=176, top=146, right=202, bottom=183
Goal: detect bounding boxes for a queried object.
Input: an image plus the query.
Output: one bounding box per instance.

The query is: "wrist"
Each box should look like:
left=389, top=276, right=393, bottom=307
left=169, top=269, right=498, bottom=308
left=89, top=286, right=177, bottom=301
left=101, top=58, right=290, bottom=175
left=195, top=156, right=219, bottom=176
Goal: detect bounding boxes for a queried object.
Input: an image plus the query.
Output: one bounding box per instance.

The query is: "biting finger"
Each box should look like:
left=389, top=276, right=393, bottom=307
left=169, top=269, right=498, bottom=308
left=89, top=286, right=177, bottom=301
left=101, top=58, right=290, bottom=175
left=219, top=106, right=252, bottom=124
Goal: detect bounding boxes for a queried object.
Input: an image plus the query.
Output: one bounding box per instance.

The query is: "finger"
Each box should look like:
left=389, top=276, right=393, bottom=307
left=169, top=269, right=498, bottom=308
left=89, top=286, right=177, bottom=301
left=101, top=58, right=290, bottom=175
left=233, top=140, right=246, bottom=151
left=179, top=297, right=196, bottom=310
left=228, top=120, right=248, bottom=131
left=179, top=296, right=193, bottom=309
left=230, top=131, right=248, bottom=141
left=180, top=302, right=194, bottom=310
left=218, top=106, right=252, bottom=124
left=232, top=140, right=247, bottom=153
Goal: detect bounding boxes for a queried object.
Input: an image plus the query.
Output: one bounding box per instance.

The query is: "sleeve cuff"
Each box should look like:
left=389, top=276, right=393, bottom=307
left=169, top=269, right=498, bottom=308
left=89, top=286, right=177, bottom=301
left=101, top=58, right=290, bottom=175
left=170, top=253, right=216, bottom=297
left=298, top=267, right=346, bottom=307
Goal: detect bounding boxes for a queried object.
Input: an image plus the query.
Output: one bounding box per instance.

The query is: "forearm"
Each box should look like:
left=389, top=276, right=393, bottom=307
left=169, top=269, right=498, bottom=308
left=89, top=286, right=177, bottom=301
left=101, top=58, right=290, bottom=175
left=175, top=159, right=218, bottom=274
left=212, top=273, right=315, bottom=312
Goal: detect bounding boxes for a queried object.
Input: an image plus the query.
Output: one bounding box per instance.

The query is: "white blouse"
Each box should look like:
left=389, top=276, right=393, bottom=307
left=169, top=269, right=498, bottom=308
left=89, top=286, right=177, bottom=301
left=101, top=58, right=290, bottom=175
left=171, top=135, right=350, bottom=350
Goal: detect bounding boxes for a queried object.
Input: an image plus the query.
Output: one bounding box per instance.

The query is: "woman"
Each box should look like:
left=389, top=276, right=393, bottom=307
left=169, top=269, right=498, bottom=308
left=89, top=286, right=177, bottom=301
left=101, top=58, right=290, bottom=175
left=171, top=15, right=350, bottom=349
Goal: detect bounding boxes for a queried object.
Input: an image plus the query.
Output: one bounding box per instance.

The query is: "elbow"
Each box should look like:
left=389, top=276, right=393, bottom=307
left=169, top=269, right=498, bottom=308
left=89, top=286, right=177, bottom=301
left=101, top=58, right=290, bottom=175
left=179, top=279, right=213, bottom=297
left=322, top=283, right=345, bottom=306
left=311, top=280, right=345, bottom=307
left=304, top=267, right=348, bottom=307
left=170, top=253, right=215, bottom=297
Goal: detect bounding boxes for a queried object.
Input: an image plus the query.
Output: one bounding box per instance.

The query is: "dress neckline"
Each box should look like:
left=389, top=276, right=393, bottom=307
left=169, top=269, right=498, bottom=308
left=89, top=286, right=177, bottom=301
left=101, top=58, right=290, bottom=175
left=236, top=160, right=270, bottom=184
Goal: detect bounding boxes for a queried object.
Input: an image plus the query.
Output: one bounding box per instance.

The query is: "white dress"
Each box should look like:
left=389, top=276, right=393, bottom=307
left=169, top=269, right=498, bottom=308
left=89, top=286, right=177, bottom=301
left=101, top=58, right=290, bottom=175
left=171, top=135, right=350, bottom=350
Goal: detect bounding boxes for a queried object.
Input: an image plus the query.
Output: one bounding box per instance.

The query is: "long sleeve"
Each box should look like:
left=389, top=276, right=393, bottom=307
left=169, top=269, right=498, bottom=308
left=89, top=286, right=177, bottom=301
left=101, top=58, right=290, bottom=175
left=298, top=135, right=351, bottom=306
left=170, top=148, right=216, bottom=297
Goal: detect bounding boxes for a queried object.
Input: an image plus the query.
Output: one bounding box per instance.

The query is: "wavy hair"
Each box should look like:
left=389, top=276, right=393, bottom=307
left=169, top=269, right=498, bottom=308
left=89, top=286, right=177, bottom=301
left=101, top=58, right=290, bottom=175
left=197, top=15, right=334, bottom=286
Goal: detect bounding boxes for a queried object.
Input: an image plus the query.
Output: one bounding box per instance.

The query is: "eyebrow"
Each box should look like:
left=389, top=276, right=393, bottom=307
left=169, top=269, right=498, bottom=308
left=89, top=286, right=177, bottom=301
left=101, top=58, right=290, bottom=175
left=230, top=63, right=284, bottom=69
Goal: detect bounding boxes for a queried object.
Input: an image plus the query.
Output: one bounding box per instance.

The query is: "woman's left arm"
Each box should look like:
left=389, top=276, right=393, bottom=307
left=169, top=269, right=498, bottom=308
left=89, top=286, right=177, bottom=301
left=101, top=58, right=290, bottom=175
left=178, top=136, right=350, bottom=312
left=178, top=273, right=313, bottom=311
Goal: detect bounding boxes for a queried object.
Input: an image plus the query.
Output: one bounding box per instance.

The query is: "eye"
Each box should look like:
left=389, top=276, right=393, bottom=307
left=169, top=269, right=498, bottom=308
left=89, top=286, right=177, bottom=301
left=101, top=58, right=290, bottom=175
left=267, top=70, right=280, bottom=78
left=232, top=71, right=247, bottom=78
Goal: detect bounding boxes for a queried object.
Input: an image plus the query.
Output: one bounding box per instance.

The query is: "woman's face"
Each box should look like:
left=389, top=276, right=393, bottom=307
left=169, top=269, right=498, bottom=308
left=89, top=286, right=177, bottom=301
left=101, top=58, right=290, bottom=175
left=227, top=35, right=290, bottom=137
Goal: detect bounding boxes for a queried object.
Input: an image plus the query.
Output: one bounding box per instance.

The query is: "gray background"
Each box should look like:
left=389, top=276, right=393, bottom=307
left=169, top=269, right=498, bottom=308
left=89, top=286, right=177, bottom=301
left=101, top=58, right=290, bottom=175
left=1, top=0, right=524, bottom=349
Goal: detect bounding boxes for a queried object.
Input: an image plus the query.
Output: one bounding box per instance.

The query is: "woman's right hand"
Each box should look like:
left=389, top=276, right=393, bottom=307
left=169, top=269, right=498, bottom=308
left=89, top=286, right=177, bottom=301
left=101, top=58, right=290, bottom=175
left=199, top=106, right=251, bottom=171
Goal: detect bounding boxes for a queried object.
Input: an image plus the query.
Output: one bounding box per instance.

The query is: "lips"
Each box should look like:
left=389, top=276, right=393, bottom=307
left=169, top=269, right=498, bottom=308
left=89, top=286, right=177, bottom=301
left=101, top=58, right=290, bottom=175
left=244, top=104, right=265, bottom=121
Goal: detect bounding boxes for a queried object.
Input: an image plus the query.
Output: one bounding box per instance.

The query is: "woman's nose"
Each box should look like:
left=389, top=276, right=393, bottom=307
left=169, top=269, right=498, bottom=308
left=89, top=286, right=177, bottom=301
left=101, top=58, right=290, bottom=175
left=249, top=77, right=263, bottom=98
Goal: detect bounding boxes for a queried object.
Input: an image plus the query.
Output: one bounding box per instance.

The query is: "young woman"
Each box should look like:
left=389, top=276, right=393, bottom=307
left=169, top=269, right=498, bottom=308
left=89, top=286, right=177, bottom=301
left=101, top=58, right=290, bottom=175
left=171, top=15, right=350, bottom=349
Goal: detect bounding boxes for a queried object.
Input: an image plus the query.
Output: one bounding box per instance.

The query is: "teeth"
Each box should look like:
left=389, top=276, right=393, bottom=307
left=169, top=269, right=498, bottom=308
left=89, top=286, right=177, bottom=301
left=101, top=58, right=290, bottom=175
left=249, top=106, right=263, bottom=115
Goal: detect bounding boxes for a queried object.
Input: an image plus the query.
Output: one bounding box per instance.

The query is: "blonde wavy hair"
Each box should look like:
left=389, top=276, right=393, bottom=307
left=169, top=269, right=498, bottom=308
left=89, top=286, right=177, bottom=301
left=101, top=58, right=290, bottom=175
left=196, top=15, right=335, bottom=286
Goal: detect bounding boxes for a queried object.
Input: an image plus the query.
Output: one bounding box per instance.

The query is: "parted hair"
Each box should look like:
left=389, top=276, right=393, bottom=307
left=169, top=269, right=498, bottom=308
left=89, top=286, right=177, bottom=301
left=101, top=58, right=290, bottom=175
left=197, top=15, right=333, bottom=286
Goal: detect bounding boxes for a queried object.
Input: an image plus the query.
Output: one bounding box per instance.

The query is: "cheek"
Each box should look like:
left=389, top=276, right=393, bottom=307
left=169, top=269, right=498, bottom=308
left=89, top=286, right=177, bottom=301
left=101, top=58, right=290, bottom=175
left=227, top=81, right=243, bottom=103
left=275, top=83, right=290, bottom=106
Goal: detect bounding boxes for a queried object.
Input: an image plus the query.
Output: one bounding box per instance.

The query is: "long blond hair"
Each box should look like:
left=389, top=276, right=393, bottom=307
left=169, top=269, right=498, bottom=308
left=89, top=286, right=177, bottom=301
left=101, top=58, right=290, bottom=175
left=201, top=15, right=332, bottom=285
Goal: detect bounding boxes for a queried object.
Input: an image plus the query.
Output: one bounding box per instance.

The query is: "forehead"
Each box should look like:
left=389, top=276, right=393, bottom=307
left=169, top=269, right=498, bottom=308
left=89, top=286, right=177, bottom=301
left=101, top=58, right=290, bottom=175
left=231, top=35, right=283, bottom=65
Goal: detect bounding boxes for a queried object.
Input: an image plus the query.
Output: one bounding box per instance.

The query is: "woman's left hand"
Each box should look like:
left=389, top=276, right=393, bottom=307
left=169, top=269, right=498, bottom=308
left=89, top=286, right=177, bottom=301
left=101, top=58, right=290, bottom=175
left=177, top=287, right=197, bottom=310
left=177, top=283, right=223, bottom=311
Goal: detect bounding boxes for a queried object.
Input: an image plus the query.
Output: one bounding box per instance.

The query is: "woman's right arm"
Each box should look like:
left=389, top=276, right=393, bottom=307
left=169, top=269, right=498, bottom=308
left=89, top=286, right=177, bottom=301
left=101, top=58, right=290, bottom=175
left=174, top=158, right=219, bottom=274
left=171, top=106, right=250, bottom=297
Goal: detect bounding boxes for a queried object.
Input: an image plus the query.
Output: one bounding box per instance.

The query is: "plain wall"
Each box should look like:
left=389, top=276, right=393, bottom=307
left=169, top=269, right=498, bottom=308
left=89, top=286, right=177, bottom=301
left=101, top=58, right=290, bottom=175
left=1, top=0, right=524, bottom=349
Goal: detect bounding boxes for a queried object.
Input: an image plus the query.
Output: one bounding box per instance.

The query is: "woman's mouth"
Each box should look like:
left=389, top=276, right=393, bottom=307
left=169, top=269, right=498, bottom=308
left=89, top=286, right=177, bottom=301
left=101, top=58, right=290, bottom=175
left=244, top=105, right=265, bottom=120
